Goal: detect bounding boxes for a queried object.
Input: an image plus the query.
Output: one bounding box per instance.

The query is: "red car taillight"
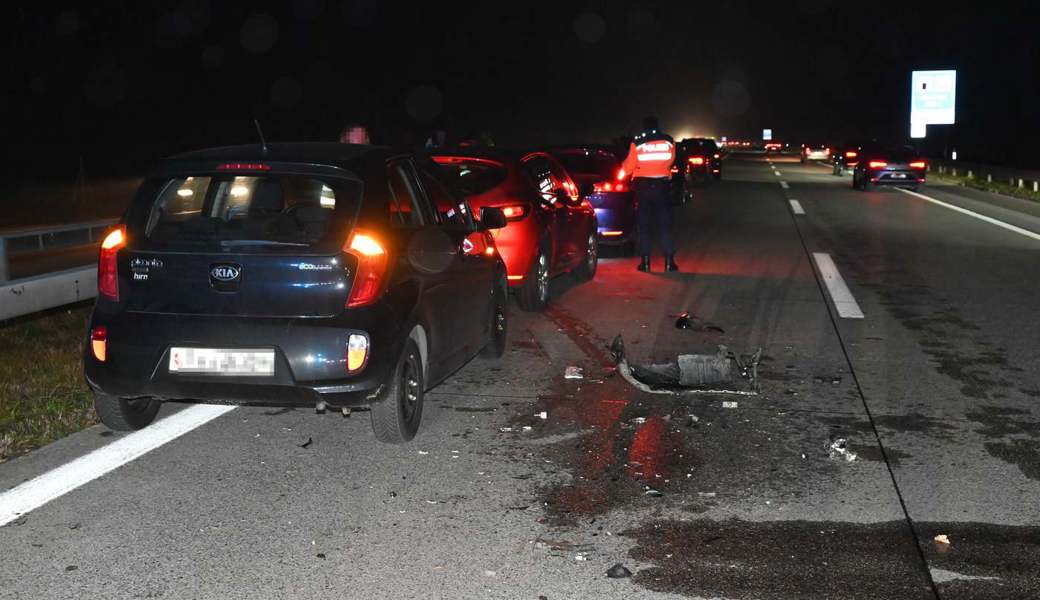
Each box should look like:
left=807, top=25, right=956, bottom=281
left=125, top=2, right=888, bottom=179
left=499, top=204, right=530, bottom=221
left=688, top=156, right=705, bottom=166
left=90, top=326, right=107, bottom=362
left=909, top=161, right=927, bottom=169
left=344, top=229, right=388, bottom=308
left=868, top=161, right=888, bottom=169
left=593, top=181, right=628, bottom=193
left=845, top=151, right=858, bottom=158
left=98, top=226, right=125, bottom=301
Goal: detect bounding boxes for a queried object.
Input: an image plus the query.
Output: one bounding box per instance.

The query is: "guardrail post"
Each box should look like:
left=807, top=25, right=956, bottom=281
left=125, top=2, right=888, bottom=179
left=1034, top=181, right=1038, bottom=193
left=967, top=170, right=973, bottom=178
left=952, top=168, right=957, bottom=177
left=1018, top=178, right=1024, bottom=188
left=0, top=237, right=7, bottom=283
left=987, top=174, right=992, bottom=183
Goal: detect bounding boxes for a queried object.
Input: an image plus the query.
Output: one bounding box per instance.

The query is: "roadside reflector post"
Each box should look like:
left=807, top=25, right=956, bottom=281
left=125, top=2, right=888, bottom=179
left=1034, top=181, right=1038, bottom=192
left=987, top=174, right=992, bottom=183
left=1018, top=178, right=1023, bottom=188
left=967, top=170, right=973, bottom=179
left=952, top=168, right=957, bottom=177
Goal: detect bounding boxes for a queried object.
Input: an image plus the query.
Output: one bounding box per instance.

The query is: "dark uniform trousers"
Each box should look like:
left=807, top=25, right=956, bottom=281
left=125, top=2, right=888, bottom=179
left=634, top=177, right=674, bottom=256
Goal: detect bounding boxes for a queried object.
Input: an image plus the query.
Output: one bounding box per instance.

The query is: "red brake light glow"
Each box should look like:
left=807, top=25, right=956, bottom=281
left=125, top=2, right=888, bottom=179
left=344, top=230, right=388, bottom=308
left=98, top=226, right=125, bottom=301
left=216, top=163, right=271, bottom=171
left=846, top=151, right=858, bottom=158
left=909, top=161, right=927, bottom=169
left=868, top=161, right=888, bottom=169
left=500, top=205, right=529, bottom=220
left=90, top=326, right=107, bottom=362
left=688, top=156, right=705, bottom=165
left=593, top=181, right=628, bottom=193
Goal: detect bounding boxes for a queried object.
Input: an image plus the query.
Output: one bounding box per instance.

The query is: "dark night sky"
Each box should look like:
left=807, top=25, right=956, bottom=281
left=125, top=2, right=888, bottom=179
left=5, top=1, right=1039, bottom=178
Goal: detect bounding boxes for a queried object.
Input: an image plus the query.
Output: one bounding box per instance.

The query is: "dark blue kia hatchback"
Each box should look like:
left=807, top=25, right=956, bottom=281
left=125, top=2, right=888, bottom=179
left=84, top=143, right=509, bottom=442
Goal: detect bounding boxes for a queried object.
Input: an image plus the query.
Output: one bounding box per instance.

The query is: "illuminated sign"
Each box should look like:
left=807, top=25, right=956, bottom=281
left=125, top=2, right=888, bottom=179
left=910, top=70, right=956, bottom=138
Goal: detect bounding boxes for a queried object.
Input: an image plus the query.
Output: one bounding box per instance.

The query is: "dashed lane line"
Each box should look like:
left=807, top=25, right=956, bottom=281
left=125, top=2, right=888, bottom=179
left=812, top=253, right=865, bottom=319
left=0, top=404, right=237, bottom=526
left=789, top=199, right=806, bottom=215
left=780, top=181, right=789, bottom=189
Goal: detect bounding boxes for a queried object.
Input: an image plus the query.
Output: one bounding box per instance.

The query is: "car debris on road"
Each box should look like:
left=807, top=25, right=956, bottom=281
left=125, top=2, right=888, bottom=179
left=674, top=311, right=725, bottom=333
left=827, top=436, right=858, bottom=462
left=564, top=366, right=584, bottom=379
left=607, top=563, right=633, bottom=578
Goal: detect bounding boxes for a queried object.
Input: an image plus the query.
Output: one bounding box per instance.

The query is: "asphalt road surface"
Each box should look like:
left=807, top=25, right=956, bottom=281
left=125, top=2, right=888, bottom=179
left=2, top=154, right=1038, bottom=599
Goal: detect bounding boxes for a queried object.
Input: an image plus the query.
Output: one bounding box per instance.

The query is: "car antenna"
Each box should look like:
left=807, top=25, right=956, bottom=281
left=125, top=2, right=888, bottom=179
left=254, top=119, right=268, bottom=157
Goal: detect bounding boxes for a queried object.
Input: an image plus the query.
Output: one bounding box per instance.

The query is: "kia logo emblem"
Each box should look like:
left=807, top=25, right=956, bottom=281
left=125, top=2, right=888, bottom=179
left=210, top=264, right=241, bottom=282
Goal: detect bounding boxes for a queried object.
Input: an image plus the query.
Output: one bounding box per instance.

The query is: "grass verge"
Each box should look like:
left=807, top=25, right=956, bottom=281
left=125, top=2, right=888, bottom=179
left=0, top=303, right=95, bottom=462
left=931, top=171, right=1040, bottom=203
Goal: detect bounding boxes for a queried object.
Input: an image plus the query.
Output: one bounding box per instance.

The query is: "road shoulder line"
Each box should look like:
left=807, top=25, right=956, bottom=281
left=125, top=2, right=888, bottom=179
left=896, top=188, right=1040, bottom=242
left=0, top=404, right=236, bottom=526
left=811, top=253, right=865, bottom=319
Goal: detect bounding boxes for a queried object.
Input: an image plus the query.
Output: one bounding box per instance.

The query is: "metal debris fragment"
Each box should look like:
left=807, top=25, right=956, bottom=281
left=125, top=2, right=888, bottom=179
left=674, top=311, right=725, bottom=333
left=564, top=366, right=584, bottom=379
left=607, top=563, right=633, bottom=578
left=827, top=437, right=858, bottom=462
left=298, top=437, right=313, bottom=449
left=610, top=334, right=760, bottom=395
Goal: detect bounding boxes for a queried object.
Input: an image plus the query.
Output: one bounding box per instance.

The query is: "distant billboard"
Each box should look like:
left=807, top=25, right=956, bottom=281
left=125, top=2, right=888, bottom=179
left=910, top=70, right=956, bottom=138
left=762, top=129, right=772, bottom=141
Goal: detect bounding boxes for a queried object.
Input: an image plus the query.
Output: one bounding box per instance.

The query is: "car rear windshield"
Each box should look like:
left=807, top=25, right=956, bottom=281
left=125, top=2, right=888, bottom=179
left=141, top=174, right=362, bottom=250
left=435, top=159, right=507, bottom=196
left=552, top=150, right=619, bottom=178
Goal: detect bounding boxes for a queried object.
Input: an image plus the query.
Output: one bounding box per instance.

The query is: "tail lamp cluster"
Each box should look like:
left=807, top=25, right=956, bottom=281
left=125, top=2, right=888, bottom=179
left=592, top=181, right=628, bottom=193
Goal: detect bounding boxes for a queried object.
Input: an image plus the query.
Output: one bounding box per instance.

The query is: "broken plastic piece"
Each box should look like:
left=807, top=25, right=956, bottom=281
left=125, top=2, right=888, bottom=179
left=564, top=366, right=584, bottom=379
left=298, top=437, right=313, bottom=449
left=644, top=487, right=664, bottom=497
left=606, top=563, right=632, bottom=578
left=934, top=534, right=951, bottom=545
left=536, top=411, right=548, bottom=420
left=722, top=401, right=738, bottom=409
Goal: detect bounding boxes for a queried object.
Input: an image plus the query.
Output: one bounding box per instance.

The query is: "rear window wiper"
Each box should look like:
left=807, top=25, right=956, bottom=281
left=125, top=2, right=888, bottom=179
left=219, top=240, right=309, bottom=248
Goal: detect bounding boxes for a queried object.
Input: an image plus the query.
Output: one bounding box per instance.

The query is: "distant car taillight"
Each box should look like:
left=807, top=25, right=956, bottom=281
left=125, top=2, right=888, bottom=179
left=594, top=181, right=628, bottom=193
left=500, top=204, right=530, bottom=221
left=868, top=161, right=888, bottom=169
left=845, top=151, right=858, bottom=158
left=346, top=333, right=369, bottom=373
left=98, top=226, right=125, bottom=301
left=805, top=147, right=812, bottom=155
left=90, top=326, right=107, bottom=362
left=344, top=229, right=388, bottom=308
left=688, top=156, right=706, bottom=166
left=909, top=161, right=927, bottom=169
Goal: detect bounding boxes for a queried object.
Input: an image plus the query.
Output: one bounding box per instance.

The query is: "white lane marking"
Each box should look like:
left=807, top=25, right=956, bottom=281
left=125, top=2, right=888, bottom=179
left=812, top=253, right=865, bottom=319
left=896, top=188, right=1040, bottom=243
left=0, top=404, right=236, bottom=526
left=774, top=171, right=782, bottom=176
left=790, top=200, right=806, bottom=215
left=780, top=181, right=790, bottom=189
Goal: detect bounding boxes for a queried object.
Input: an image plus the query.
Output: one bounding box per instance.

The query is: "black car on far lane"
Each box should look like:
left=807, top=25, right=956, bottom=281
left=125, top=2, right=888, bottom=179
left=84, top=143, right=509, bottom=443
left=851, top=145, right=928, bottom=191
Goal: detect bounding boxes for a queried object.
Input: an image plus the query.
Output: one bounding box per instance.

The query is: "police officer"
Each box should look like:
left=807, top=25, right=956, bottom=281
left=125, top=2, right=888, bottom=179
left=619, top=116, right=678, bottom=272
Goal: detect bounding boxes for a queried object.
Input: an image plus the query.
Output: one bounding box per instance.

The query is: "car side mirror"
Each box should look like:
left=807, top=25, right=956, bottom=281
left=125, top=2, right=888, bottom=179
left=479, top=206, right=507, bottom=230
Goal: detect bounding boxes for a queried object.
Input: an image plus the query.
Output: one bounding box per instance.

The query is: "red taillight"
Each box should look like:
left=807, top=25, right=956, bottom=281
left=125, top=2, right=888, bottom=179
left=688, top=156, right=705, bottom=166
left=344, top=230, right=388, bottom=308
left=868, top=161, right=888, bottom=169
left=805, top=147, right=812, bottom=155
left=216, top=163, right=271, bottom=171
left=594, top=181, right=627, bottom=193
left=500, top=204, right=529, bottom=221
left=845, top=151, right=858, bottom=158
left=90, top=326, right=107, bottom=362
left=713, top=153, right=720, bottom=159
left=909, top=161, right=927, bottom=169
left=98, top=226, right=125, bottom=301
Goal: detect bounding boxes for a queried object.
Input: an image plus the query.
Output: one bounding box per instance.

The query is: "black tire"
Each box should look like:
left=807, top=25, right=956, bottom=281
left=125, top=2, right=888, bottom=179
left=480, top=278, right=508, bottom=359
left=370, top=338, right=424, bottom=443
left=93, top=391, right=161, bottom=431
left=572, top=232, right=598, bottom=282
left=517, top=244, right=550, bottom=312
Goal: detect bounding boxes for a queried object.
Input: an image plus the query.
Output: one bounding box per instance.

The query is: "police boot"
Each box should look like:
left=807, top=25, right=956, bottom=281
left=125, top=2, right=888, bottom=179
left=665, top=255, right=679, bottom=272
left=637, top=256, right=651, bottom=272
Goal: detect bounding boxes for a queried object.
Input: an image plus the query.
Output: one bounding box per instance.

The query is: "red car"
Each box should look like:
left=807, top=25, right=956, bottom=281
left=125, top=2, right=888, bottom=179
left=432, top=149, right=598, bottom=311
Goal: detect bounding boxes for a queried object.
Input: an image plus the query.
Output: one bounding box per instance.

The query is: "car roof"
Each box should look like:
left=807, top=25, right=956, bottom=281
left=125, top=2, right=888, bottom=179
left=167, top=142, right=400, bottom=169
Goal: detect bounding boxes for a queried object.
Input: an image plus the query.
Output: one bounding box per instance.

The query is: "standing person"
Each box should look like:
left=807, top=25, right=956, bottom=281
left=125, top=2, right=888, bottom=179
left=619, top=116, right=678, bottom=272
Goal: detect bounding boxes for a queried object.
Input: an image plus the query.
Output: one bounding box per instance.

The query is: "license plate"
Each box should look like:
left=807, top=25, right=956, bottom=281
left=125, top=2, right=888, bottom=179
left=169, top=348, right=275, bottom=376
left=892, top=173, right=907, bottom=179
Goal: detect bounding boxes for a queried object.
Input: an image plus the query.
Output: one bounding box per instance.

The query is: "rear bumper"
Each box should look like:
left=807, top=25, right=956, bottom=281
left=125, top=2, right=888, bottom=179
left=84, top=307, right=404, bottom=407
left=591, top=192, right=636, bottom=244
left=869, top=171, right=926, bottom=186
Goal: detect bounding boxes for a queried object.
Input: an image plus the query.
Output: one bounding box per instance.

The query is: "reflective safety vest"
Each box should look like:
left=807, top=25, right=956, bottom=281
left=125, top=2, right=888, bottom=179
left=619, top=133, right=675, bottom=179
